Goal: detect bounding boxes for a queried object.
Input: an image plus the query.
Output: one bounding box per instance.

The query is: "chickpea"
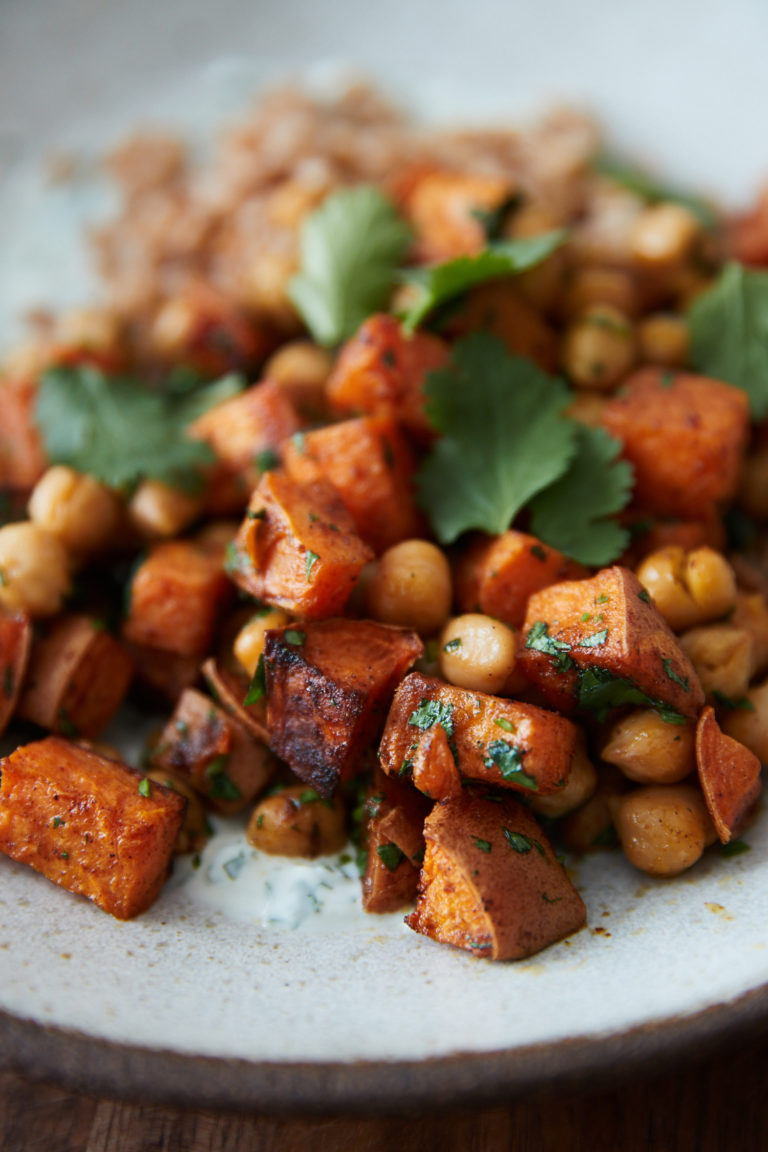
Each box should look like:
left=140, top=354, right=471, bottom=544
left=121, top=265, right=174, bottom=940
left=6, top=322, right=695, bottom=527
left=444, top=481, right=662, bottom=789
left=0, top=522, right=70, bottom=618
left=679, top=624, right=753, bottom=702
left=146, top=767, right=210, bottom=855
left=561, top=305, right=636, bottom=391
left=505, top=202, right=566, bottom=312
left=366, top=540, right=452, bottom=635
left=562, top=266, right=639, bottom=320
left=233, top=607, right=292, bottom=676
left=612, top=784, right=716, bottom=877
left=601, top=709, right=695, bottom=785
left=637, top=313, right=690, bottom=368
left=247, top=785, right=347, bottom=858
left=629, top=203, right=700, bottom=270
left=264, top=339, right=333, bottom=418
left=55, top=307, right=122, bottom=353
left=28, top=465, right=122, bottom=556
left=151, top=297, right=197, bottom=357
left=731, top=592, right=768, bottom=677
left=438, top=613, right=518, bottom=694
left=240, top=251, right=300, bottom=329
left=721, top=680, right=768, bottom=763
left=559, top=767, right=627, bottom=853
left=128, top=479, right=203, bottom=540
left=636, top=546, right=737, bottom=632
left=529, top=738, right=598, bottom=819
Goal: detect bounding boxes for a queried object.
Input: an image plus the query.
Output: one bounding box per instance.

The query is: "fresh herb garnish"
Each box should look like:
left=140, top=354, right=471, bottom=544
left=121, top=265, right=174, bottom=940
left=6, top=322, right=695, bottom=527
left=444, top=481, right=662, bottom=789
left=243, top=653, right=267, bottom=706
left=689, top=262, right=768, bottom=419
left=138, top=777, right=152, bottom=798
left=503, top=828, right=532, bottom=854
left=579, top=628, right=609, bottom=649
left=305, top=550, right=320, bottom=582
left=205, top=755, right=241, bottom=801
left=399, top=231, right=567, bottom=333
left=576, top=665, right=686, bottom=724
left=52, top=816, right=66, bottom=829
left=662, top=659, right=690, bottom=691
left=721, top=838, right=751, bottom=858
left=524, top=621, right=575, bottom=673
left=712, top=690, right=755, bottom=712
left=408, top=698, right=455, bottom=738
left=473, top=837, right=492, bottom=854
left=484, top=739, right=538, bottom=790
left=444, top=637, right=462, bottom=653
left=284, top=629, right=306, bottom=646
left=36, top=365, right=242, bottom=492
left=377, top=842, right=406, bottom=872
left=494, top=717, right=515, bottom=733
left=289, top=185, right=412, bottom=347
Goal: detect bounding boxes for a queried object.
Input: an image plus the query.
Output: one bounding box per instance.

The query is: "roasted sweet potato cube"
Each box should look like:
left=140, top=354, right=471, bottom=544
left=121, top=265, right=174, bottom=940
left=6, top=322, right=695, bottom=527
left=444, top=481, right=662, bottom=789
left=18, top=614, right=133, bottom=739
left=409, top=722, right=463, bottom=801
left=189, top=377, right=303, bottom=500
left=0, top=607, right=31, bottom=736
left=696, top=706, right=762, bottom=843
left=0, top=736, right=185, bottom=919
left=600, top=368, right=749, bottom=520
left=454, top=530, right=588, bottom=628
left=402, top=169, right=514, bottom=262
left=518, top=566, right=705, bottom=719
left=362, top=767, right=431, bottom=913
left=0, top=371, right=48, bottom=489
left=201, top=657, right=269, bottom=743
left=149, top=687, right=275, bottom=814
left=406, top=789, right=587, bottom=960
left=283, top=415, right=425, bottom=553
left=442, top=281, right=558, bottom=372
left=123, top=538, right=231, bottom=659
left=229, top=471, right=373, bottom=619
left=264, top=619, right=423, bottom=795
left=326, top=313, right=449, bottom=442
left=379, top=671, right=577, bottom=796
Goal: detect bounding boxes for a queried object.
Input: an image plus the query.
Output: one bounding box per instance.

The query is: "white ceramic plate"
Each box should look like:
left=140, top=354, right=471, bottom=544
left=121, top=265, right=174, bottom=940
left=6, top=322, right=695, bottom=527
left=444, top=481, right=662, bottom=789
left=3, top=0, right=768, bottom=1112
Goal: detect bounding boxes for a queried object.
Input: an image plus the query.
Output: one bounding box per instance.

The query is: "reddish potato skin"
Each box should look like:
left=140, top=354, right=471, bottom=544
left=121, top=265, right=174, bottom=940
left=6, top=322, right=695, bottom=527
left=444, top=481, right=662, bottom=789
left=0, top=736, right=185, bottom=919
left=696, top=706, right=762, bottom=843
left=0, top=608, right=31, bottom=736
left=362, top=766, right=431, bottom=913
left=406, top=789, right=586, bottom=960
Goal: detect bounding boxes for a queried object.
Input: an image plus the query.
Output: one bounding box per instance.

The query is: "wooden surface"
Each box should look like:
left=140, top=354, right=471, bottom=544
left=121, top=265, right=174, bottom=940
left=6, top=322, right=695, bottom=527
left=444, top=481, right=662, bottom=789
left=3, top=1026, right=768, bottom=1151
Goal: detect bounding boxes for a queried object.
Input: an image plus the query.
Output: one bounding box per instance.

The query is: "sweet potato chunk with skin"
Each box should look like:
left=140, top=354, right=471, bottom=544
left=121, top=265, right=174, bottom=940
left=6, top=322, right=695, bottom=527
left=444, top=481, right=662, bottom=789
left=443, top=281, right=558, bottom=372
left=148, top=687, right=276, bottom=814
left=0, top=371, right=48, bottom=489
left=230, top=471, right=373, bottom=620
left=123, top=538, right=232, bottom=659
left=201, top=656, right=269, bottom=743
left=362, top=766, right=431, bottom=913
left=406, top=789, right=586, bottom=960
left=409, top=722, right=463, bottom=801
left=600, top=368, right=749, bottom=520
left=264, top=619, right=423, bottom=796
left=454, top=530, right=588, bottom=628
left=695, top=706, right=762, bottom=843
left=379, top=671, right=577, bottom=796
left=0, top=608, right=31, bottom=736
left=283, top=415, right=425, bottom=553
left=18, top=614, right=133, bottom=739
left=326, top=313, right=450, bottom=443
left=402, top=169, right=514, bottom=262
left=0, top=736, right=185, bottom=919
left=518, top=566, right=705, bottom=719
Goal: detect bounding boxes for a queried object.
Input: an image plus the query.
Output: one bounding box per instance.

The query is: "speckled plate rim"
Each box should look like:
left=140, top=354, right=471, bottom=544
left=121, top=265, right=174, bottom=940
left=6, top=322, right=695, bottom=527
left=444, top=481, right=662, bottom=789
left=3, top=982, right=768, bottom=1115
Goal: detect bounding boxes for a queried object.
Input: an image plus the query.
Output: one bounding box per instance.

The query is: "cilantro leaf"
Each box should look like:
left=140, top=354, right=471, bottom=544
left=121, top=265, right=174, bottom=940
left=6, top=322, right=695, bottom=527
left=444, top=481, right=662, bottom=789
left=688, top=262, right=768, bottom=418
left=593, top=152, right=719, bottom=230
left=576, top=666, right=686, bottom=725
left=408, top=698, right=455, bottom=738
left=288, top=185, right=412, bottom=347
left=416, top=334, right=576, bottom=544
left=528, top=424, right=633, bottom=565
left=36, top=365, right=242, bottom=492
left=399, top=231, right=567, bottom=333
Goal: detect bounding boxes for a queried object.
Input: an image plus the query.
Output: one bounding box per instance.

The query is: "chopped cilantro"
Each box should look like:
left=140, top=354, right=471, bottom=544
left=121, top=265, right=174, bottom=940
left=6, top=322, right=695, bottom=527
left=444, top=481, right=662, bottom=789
left=138, top=777, right=152, bottom=798
left=689, top=262, right=768, bottom=419
left=576, top=666, right=686, bottom=724
left=721, top=838, right=751, bottom=858
left=305, top=550, right=320, bottom=582
left=503, top=829, right=532, bottom=853
left=36, top=365, right=241, bottom=492
left=494, top=717, right=515, bottom=733
left=284, top=629, right=306, bottom=646
left=530, top=544, right=548, bottom=562
left=205, top=755, right=241, bottom=801
left=524, top=621, right=575, bottom=672
left=470, top=191, right=524, bottom=241
left=579, top=628, right=608, bottom=648
left=255, top=448, right=280, bottom=473
left=444, top=637, right=462, bottom=653
left=399, top=231, right=567, bottom=332
left=377, top=842, right=406, bottom=872
left=243, top=653, right=267, bottom=706
left=713, top=690, right=755, bottom=712
left=289, top=185, right=412, bottom=347
left=52, top=816, right=66, bottom=829
left=473, top=837, right=492, bottom=854
left=638, top=588, right=652, bottom=604
left=408, top=698, right=455, bottom=738
left=223, top=853, right=246, bottom=880
left=662, top=659, right=690, bottom=691
left=484, top=739, right=538, bottom=790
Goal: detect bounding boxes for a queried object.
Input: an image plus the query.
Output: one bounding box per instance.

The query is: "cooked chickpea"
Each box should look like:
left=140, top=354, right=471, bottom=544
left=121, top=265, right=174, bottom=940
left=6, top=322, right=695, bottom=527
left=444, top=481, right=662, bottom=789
left=0, top=522, right=70, bottom=618
left=240, top=251, right=300, bottom=329
left=601, top=709, right=695, bottom=785
left=731, top=592, right=768, bottom=677
left=629, top=202, right=700, bottom=270
left=505, top=202, right=566, bottom=312
left=264, top=339, right=333, bottom=418
left=721, top=680, right=768, bottom=763
left=246, top=785, right=347, bottom=858
left=28, top=465, right=122, bottom=555
left=613, top=784, right=716, bottom=877
left=529, top=738, right=598, bottom=819
left=636, top=546, right=737, bottom=632
left=366, top=540, right=452, bottom=635
left=558, top=768, right=626, bottom=853
left=438, top=613, right=518, bottom=694
left=563, top=266, right=639, bottom=320
left=146, top=767, right=210, bottom=855
left=128, top=479, right=203, bottom=539
left=561, top=305, right=636, bottom=391
left=233, top=607, right=292, bottom=676
left=55, top=307, right=122, bottom=353
left=151, top=297, right=197, bottom=357
left=679, top=624, right=753, bottom=702
left=637, top=313, right=690, bottom=368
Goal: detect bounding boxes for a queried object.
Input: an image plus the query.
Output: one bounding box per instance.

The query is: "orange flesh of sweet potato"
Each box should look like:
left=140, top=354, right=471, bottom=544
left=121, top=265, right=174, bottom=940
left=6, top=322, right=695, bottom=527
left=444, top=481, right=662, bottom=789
left=325, top=313, right=450, bottom=442
left=18, top=614, right=133, bottom=739
left=0, top=735, right=185, bottom=919
left=409, top=722, right=463, bottom=800
left=600, top=368, right=749, bottom=520
left=442, top=281, right=558, bottom=372
left=123, top=538, right=232, bottom=658
left=230, top=470, right=373, bottom=620
left=518, top=566, right=705, bottom=718
left=379, top=671, right=577, bottom=796
left=0, top=372, right=48, bottom=489
left=406, top=789, right=586, bottom=960
left=454, top=530, right=588, bottom=628
left=283, top=414, right=426, bottom=554
left=403, top=169, right=514, bottom=262
left=695, top=705, right=762, bottom=843
left=361, top=767, right=431, bottom=913
left=149, top=687, right=275, bottom=814
left=265, top=619, right=423, bottom=795
left=0, top=608, right=31, bottom=737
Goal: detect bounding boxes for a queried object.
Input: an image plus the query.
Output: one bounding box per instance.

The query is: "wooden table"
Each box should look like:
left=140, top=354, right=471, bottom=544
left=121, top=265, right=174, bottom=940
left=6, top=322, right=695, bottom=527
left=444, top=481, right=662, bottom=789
left=3, top=1025, right=767, bottom=1151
